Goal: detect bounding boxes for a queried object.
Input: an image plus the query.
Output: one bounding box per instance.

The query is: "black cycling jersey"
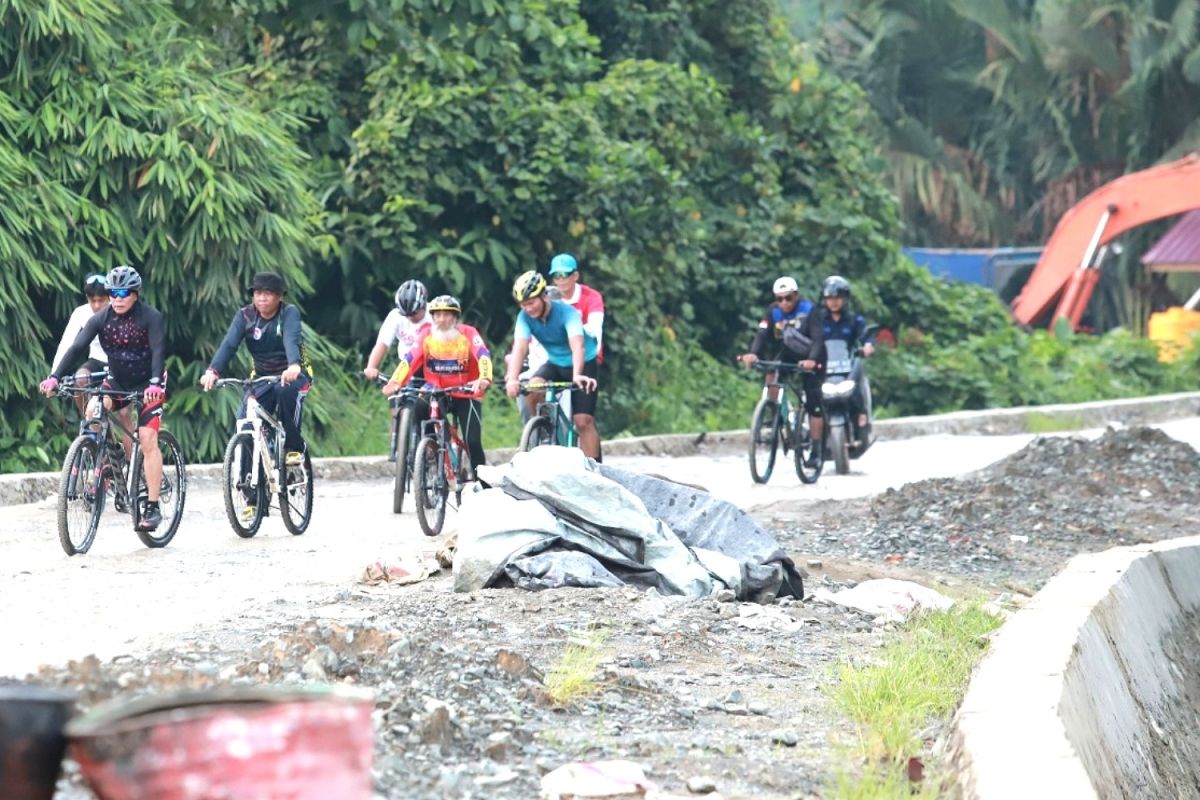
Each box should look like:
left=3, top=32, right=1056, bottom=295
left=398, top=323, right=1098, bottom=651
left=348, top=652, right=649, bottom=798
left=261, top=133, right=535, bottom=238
left=208, top=303, right=311, bottom=377
left=52, top=302, right=165, bottom=388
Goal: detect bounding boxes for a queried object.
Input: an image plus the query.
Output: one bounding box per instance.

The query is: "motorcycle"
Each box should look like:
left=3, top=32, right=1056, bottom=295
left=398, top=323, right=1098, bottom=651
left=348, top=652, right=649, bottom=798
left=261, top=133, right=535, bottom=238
left=820, top=336, right=875, bottom=475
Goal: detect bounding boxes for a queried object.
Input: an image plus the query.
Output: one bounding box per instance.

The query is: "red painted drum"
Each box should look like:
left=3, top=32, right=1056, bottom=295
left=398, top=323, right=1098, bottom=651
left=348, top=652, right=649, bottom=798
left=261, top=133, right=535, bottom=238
left=66, top=685, right=375, bottom=800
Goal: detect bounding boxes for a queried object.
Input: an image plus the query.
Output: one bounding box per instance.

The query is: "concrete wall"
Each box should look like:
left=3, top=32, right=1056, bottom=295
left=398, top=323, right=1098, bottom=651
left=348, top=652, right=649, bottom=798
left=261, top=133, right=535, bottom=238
left=951, top=537, right=1200, bottom=799
left=4, top=390, right=1199, bottom=508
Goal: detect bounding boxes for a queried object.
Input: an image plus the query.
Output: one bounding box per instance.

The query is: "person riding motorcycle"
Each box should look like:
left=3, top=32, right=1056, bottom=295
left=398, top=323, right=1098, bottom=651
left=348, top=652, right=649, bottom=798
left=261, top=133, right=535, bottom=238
left=739, top=276, right=825, bottom=467
left=818, top=275, right=874, bottom=436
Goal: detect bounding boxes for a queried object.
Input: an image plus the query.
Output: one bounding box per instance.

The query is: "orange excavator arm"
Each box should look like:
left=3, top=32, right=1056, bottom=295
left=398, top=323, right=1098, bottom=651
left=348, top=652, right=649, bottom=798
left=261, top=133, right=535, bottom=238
left=1011, top=154, right=1200, bottom=329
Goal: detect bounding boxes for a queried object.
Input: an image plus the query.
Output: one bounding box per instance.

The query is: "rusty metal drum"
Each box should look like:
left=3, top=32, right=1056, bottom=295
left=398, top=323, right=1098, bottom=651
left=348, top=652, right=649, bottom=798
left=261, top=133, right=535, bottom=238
left=66, top=685, right=375, bottom=800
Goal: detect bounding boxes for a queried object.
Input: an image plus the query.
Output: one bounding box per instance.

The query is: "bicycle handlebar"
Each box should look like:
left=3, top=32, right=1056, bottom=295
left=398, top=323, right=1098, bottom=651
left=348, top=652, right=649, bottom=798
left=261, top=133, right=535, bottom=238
left=55, top=384, right=141, bottom=401
left=751, top=360, right=817, bottom=373
left=517, top=379, right=576, bottom=395
left=214, top=376, right=282, bottom=389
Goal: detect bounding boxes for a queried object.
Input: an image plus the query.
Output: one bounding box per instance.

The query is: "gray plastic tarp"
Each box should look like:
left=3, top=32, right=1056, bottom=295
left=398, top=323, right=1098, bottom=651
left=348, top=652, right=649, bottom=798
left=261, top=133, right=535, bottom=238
left=453, top=447, right=802, bottom=601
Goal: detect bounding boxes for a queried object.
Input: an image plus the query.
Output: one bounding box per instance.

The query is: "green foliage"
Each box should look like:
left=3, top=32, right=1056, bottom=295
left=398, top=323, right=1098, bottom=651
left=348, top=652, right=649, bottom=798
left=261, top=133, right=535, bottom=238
left=4, top=0, right=319, bottom=468
left=871, top=325, right=1196, bottom=417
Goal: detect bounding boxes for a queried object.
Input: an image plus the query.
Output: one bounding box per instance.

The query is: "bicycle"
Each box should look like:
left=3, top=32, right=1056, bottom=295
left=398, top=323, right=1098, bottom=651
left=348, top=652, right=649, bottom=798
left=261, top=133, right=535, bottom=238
left=410, top=384, right=473, bottom=537
left=374, top=377, right=422, bottom=515
left=748, top=360, right=822, bottom=485
left=52, top=373, right=187, bottom=555
left=517, top=380, right=578, bottom=451
left=214, top=377, right=314, bottom=537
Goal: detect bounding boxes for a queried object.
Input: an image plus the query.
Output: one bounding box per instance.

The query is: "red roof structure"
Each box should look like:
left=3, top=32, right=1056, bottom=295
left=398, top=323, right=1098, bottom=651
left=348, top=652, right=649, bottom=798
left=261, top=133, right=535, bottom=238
left=1143, top=210, right=1200, bottom=272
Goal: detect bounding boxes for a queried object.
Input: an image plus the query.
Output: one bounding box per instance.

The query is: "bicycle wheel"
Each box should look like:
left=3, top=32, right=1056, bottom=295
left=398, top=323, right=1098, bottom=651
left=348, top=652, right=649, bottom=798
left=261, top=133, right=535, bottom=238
left=133, top=430, right=186, bottom=548
left=748, top=398, right=780, bottom=484
left=57, top=436, right=105, bottom=556
left=280, top=448, right=314, bottom=535
left=519, top=415, right=555, bottom=452
left=223, top=432, right=266, bottom=538
left=793, top=408, right=823, bottom=484
left=413, top=437, right=446, bottom=537
left=392, top=405, right=415, bottom=514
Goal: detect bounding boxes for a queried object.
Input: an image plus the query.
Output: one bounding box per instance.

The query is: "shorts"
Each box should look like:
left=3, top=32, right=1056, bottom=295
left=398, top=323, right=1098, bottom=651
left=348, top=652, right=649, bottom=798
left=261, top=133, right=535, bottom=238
left=532, top=359, right=599, bottom=416
left=102, top=378, right=165, bottom=431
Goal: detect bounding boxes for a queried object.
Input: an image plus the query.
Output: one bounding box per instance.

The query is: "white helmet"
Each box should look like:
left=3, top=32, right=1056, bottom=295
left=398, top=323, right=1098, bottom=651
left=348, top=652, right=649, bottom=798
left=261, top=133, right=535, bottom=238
left=772, top=276, right=799, bottom=295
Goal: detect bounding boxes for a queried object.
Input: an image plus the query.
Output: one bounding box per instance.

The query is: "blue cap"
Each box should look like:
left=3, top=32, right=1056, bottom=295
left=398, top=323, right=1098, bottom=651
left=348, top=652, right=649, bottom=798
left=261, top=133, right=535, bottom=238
left=548, top=253, right=578, bottom=276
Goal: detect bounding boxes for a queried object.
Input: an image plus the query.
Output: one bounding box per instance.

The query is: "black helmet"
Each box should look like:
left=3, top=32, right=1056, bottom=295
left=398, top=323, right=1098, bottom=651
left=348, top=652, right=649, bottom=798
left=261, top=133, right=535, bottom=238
left=428, top=294, right=462, bottom=315
left=249, top=271, right=285, bottom=294
left=106, top=265, right=143, bottom=292
left=83, top=273, right=107, bottom=297
left=394, top=279, right=428, bottom=315
left=822, top=275, right=851, bottom=299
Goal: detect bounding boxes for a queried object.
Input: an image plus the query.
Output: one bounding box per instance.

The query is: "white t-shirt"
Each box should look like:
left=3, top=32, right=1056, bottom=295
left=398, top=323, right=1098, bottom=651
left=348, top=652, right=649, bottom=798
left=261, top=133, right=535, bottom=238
left=375, top=308, right=432, bottom=360
left=52, top=303, right=107, bottom=371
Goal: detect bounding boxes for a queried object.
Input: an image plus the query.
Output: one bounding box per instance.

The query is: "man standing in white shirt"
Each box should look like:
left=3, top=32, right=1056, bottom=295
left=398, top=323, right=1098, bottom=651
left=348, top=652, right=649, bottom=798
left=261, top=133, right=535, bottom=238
left=52, top=273, right=110, bottom=415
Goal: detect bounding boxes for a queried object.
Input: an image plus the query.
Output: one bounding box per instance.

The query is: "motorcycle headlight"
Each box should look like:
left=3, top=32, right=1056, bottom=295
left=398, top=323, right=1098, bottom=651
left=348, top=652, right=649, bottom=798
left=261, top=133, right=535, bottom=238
left=822, top=379, right=856, bottom=398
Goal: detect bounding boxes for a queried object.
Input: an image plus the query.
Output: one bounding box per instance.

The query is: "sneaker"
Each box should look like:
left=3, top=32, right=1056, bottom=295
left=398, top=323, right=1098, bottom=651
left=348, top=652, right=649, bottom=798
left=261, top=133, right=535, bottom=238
left=286, top=450, right=304, bottom=467
left=804, top=450, right=822, bottom=469
left=240, top=504, right=257, bottom=523
left=139, top=504, right=162, bottom=531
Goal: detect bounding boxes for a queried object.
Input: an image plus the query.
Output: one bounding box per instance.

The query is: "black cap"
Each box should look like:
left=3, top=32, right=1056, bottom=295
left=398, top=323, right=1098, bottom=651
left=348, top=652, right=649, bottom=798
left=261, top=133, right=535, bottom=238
left=249, top=272, right=285, bottom=294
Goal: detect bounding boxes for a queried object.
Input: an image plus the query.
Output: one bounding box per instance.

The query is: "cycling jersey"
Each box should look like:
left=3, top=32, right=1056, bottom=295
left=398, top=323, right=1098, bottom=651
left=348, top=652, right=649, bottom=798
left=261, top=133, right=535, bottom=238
left=375, top=307, right=432, bottom=360
left=53, top=304, right=108, bottom=370
left=52, top=302, right=165, bottom=388
left=749, top=299, right=820, bottom=360
left=514, top=300, right=598, bottom=367
left=389, top=324, right=493, bottom=399
left=208, top=303, right=312, bottom=378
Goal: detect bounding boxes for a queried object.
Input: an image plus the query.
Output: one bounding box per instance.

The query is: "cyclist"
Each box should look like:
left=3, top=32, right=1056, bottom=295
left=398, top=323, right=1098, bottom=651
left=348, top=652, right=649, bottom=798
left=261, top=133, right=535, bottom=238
left=505, top=284, right=560, bottom=424
left=41, top=266, right=168, bottom=531
left=51, top=273, right=111, bottom=416
left=200, top=272, right=313, bottom=472
left=504, top=271, right=600, bottom=459
left=819, top=275, right=875, bottom=433
left=739, top=275, right=825, bottom=467
left=363, top=279, right=431, bottom=380
left=363, top=279, right=432, bottom=460
left=381, top=294, right=492, bottom=476
left=548, top=253, right=605, bottom=362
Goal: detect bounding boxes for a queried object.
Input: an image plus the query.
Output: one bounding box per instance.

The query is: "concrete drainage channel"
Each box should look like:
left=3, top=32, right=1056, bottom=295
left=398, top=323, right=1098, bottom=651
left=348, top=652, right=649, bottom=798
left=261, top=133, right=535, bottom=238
left=4, top=390, right=1200, bottom=796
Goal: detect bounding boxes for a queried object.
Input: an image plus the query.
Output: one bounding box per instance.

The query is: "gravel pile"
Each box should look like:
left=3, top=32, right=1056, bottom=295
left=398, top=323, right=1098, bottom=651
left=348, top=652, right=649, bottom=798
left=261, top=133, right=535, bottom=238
left=796, top=426, right=1200, bottom=589
left=34, top=580, right=882, bottom=800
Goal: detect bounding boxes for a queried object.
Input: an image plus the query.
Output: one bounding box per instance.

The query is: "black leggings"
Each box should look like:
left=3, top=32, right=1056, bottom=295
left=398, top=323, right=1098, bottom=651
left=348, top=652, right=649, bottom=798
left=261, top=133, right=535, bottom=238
left=411, top=395, right=486, bottom=471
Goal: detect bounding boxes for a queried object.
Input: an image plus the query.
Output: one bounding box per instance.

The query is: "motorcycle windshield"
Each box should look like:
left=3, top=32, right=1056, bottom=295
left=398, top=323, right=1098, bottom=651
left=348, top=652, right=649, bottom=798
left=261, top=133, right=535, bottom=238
left=825, top=340, right=852, bottom=375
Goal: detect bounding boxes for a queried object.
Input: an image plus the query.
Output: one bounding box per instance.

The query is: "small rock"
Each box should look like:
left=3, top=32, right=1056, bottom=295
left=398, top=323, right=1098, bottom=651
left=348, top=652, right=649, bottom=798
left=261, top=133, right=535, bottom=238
left=724, top=689, right=744, bottom=705
left=770, top=729, right=799, bottom=747
left=805, top=559, right=823, bottom=569
left=715, top=589, right=736, bottom=603
left=748, top=701, right=769, bottom=716
left=687, top=775, right=718, bottom=794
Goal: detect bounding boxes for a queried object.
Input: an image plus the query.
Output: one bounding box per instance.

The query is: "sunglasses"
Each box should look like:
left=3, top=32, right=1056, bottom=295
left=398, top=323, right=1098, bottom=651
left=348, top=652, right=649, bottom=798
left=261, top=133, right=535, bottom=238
left=775, top=292, right=799, bottom=303
left=551, top=271, right=577, bottom=280
left=109, top=289, right=134, bottom=299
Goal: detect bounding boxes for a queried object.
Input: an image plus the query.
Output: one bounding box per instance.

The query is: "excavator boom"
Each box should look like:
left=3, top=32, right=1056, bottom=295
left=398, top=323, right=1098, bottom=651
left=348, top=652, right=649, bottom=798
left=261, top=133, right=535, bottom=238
left=1011, top=155, right=1200, bottom=328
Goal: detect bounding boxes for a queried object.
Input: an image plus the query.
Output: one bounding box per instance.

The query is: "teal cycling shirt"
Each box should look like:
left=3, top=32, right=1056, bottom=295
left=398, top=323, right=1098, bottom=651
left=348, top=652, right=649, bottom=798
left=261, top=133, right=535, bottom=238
left=514, top=300, right=598, bottom=367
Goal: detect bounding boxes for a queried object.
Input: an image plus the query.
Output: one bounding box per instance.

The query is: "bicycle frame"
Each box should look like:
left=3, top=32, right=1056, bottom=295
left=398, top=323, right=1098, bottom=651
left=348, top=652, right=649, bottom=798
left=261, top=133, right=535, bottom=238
left=226, top=379, right=286, bottom=497
left=535, top=384, right=577, bottom=448
left=420, top=390, right=467, bottom=489
left=63, top=379, right=145, bottom=512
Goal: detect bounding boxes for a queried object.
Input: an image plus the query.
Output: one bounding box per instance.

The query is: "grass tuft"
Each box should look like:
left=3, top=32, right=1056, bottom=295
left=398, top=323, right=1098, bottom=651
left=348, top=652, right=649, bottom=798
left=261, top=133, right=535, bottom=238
left=544, top=628, right=609, bottom=706
left=824, top=603, right=1002, bottom=798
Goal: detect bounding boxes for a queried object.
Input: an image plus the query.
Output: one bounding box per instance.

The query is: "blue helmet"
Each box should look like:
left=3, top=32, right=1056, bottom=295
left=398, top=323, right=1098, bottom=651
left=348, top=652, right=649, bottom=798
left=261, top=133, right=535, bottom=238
left=548, top=253, right=578, bottom=277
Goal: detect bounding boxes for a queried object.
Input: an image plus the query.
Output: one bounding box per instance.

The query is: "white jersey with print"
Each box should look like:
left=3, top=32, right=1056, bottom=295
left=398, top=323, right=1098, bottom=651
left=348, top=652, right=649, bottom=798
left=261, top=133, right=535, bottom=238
left=53, top=303, right=107, bottom=370
left=375, top=308, right=432, bottom=360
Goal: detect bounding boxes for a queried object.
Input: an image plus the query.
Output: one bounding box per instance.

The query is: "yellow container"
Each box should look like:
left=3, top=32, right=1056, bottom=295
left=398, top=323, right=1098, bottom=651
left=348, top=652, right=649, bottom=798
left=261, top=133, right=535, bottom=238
left=1147, top=306, right=1200, bottom=362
